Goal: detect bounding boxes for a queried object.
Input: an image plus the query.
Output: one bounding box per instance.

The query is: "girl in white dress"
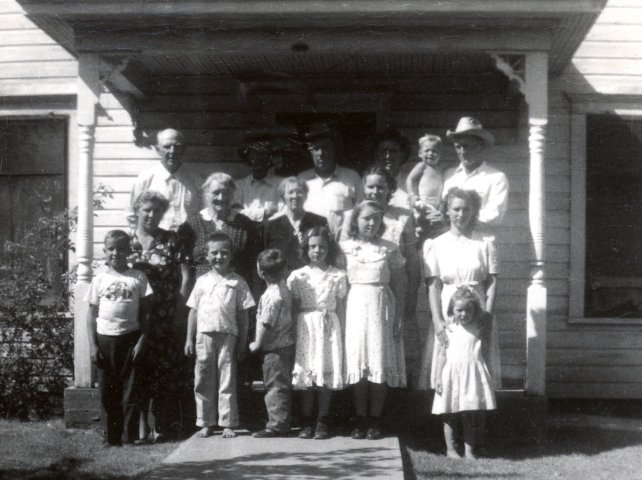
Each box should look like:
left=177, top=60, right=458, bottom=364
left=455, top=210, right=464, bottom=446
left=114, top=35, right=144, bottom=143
left=340, top=201, right=406, bottom=440
left=288, top=226, right=347, bottom=440
left=433, top=286, right=496, bottom=459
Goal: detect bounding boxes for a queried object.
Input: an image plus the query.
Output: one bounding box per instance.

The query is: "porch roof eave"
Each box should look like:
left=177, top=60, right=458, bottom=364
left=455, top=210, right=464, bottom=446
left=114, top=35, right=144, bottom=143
left=18, top=0, right=607, bottom=76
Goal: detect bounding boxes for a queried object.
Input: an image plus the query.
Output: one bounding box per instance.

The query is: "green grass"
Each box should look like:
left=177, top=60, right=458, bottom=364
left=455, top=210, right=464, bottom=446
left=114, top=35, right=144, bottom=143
left=0, top=420, right=177, bottom=480
left=402, top=423, right=642, bottom=480
left=3, top=415, right=642, bottom=480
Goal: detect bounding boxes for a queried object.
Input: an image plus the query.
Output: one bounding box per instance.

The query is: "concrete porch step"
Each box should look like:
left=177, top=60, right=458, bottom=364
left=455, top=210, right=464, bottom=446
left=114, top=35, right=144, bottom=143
left=145, top=430, right=403, bottom=480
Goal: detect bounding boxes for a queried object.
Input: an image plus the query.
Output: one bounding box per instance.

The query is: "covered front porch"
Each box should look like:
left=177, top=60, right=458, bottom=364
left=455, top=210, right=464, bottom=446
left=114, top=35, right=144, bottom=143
left=18, top=0, right=605, bottom=431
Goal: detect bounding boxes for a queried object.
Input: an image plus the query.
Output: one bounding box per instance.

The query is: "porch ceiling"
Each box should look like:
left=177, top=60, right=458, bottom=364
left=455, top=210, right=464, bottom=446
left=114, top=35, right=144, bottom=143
left=18, top=0, right=607, bottom=76
left=131, top=53, right=500, bottom=78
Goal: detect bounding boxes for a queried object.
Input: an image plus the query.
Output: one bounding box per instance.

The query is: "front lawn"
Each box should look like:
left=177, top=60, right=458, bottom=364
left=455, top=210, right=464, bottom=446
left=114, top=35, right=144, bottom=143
left=0, top=420, right=176, bottom=480
left=402, top=421, right=642, bottom=480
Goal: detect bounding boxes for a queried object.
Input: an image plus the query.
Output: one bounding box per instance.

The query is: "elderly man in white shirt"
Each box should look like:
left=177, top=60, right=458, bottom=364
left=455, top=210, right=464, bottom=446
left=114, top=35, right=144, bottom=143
left=233, top=136, right=282, bottom=223
left=127, top=128, right=202, bottom=231
left=298, top=123, right=362, bottom=236
left=441, top=117, right=509, bottom=237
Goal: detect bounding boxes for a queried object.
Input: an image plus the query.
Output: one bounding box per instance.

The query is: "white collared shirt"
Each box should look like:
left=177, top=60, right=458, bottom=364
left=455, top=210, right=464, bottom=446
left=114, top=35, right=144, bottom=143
left=198, top=207, right=237, bottom=229
left=299, top=165, right=363, bottom=219
left=442, top=162, right=509, bottom=228
left=127, top=163, right=202, bottom=231
left=233, top=174, right=282, bottom=222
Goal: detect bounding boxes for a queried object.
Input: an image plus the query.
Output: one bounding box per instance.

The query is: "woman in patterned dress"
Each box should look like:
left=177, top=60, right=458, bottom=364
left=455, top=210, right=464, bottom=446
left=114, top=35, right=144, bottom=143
left=340, top=201, right=407, bottom=441
left=129, top=190, right=192, bottom=442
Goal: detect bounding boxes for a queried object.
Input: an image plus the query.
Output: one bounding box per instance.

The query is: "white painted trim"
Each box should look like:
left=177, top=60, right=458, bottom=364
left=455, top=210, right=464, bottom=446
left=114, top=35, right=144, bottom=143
left=569, top=99, right=642, bottom=325
left=20, top=0, right=606, bottom=16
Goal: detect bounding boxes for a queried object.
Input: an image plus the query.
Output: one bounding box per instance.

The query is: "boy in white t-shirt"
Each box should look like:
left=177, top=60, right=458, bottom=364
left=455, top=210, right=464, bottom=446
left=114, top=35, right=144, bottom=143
left=184, top=232, right=256, bottom=439
left=86, top=230, right=153, bottom=446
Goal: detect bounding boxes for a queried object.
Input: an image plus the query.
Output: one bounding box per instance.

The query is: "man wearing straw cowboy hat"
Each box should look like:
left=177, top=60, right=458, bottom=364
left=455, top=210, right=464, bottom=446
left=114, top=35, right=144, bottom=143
left=442, top=116, right=509, bottom=236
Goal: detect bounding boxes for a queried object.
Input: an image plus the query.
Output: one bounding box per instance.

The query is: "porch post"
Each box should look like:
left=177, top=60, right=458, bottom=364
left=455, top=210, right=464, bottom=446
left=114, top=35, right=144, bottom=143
left=524, top=52, right=548, bottom=396
left=74, top=54, right=100, bottom=388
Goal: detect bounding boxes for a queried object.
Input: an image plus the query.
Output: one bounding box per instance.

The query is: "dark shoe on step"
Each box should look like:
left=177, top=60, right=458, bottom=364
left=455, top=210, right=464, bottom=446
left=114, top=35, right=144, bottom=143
left=314, top=422, right=330, bottom=440
left=253, top=428, right=288, bottom=438
left=366, top=425, right=383, bottom=440
left=298, top=425, right=314, bottom=439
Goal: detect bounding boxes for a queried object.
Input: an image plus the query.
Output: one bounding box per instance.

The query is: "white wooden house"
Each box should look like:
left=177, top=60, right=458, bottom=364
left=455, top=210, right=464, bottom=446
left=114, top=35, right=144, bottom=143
left=4, top=0, right=642, bottom=425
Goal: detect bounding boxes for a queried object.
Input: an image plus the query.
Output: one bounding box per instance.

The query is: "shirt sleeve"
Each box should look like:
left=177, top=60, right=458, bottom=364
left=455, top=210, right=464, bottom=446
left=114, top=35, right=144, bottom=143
left=422, top=239, right=439, bottom=278
left=486, top=238, right=500, bottom=275
left=126, top=174, right=149, bottom=226
left=138, top=272, right=153, bottom=298
left=237, top=278, right=256, bottom=310
left=286, top=271, right=299, bottom=299
left=387, top=245, right=406, bottom=270
left=84, top=276, right=101, bottom=306
left=257, top=292, right=282, bottom=327
left=400, top=214, right=418, bottom=250
left=478, top=172, right=509, bottom=227
left=335, top=271, right=348, bottom=299
left=186, top=279, right=201, bottom=310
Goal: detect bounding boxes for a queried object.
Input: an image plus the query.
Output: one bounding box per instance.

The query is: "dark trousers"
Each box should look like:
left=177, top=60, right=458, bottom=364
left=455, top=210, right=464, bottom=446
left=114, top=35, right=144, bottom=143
left=262, top=345, right=295, bottom=432
left=97, top=331, right=141, bottom=445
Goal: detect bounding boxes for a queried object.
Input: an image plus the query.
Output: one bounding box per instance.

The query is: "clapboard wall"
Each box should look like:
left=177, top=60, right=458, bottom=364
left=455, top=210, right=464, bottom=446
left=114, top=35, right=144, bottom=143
left=0, top=0, right=77, bottom=96
left=545, top=0, right=642, bottom=398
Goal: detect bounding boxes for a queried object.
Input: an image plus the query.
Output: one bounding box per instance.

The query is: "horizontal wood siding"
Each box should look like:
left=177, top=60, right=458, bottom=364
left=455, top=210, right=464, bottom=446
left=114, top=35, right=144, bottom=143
left=549, top=0, right=642, bottom=398
left=563, top=0, right=642, bottom=95
left=0, top=0, right=77, bottom=96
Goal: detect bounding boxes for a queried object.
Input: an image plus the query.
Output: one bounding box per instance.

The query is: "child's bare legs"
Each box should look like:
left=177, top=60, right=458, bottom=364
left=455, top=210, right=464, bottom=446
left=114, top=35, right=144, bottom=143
left=462, top=411, right=480, bottom=460
left=443, top=414, right=461, bottom=458
left=139, top=399, right=151, bottom=441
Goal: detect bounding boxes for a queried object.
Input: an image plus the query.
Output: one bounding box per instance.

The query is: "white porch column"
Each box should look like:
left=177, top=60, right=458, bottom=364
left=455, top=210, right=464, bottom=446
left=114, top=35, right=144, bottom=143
left=74, top=54, right=100, bottom=388
left=524, top=52, right=548, bottom=396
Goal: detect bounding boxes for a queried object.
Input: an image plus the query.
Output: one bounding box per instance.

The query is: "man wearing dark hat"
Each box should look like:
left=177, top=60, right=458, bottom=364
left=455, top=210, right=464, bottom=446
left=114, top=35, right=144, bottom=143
left=233, top=135, right=282, bottom=222
left=373, top=127, right=413, bottom=209
left=127, top=128, right=202, bottom=231
left=298, top=122, right=362, bottom=236
left=442, top=117, right=509, bottom=235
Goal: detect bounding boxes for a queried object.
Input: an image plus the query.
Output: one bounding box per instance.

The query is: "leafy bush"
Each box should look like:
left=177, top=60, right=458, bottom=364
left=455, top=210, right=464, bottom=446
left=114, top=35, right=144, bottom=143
left=0, top=185, right=112, bottom=419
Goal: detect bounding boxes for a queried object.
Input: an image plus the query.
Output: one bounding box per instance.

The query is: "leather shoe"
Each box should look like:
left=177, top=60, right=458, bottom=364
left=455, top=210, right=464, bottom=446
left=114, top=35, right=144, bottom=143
left=298, top=425, right=314, bottom=439
left=253, top=428, right=288, bottom=438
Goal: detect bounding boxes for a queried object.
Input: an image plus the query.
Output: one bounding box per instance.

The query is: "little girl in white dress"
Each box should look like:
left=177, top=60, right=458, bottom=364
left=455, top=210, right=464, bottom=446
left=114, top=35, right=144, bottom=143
left=432, top=286, right=496, bottom=460
left=288, top=226, right=347, bottom=440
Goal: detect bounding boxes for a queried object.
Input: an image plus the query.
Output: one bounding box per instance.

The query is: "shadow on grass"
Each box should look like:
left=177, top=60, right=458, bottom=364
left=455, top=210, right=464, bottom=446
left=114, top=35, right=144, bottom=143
left=146, top=446, right=400, bottom=480
left=400, top=419, right=642, bottom=464
left=0, top=457, right=140, bottom=480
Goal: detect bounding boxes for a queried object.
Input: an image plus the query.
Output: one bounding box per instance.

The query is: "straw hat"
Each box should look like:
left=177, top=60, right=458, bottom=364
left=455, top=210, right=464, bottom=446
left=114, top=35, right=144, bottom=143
left=446, top=117, right=495, bottom=145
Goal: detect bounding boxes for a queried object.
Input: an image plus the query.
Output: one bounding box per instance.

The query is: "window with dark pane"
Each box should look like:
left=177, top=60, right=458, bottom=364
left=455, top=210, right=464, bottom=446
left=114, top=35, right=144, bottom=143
left=585, top=114, right=642, bottom=318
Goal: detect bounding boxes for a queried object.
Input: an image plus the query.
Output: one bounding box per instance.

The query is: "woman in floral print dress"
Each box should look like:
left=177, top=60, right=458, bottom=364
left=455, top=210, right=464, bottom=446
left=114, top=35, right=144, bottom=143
left=129, top=190, right=192, bottom=442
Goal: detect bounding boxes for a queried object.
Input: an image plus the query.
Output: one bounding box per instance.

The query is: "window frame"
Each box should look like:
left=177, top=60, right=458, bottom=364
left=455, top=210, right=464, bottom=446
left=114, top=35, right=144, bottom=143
left=0, top=98, right=76, bottom=271
left=569, top=96, right=642, bottom=324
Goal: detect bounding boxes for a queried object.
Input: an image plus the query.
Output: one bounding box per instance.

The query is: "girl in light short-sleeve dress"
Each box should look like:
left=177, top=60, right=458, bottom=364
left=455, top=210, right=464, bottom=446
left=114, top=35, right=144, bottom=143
left=340, top=201, right=407, bottom=441
left=288, top=226, right=347, bottom=440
